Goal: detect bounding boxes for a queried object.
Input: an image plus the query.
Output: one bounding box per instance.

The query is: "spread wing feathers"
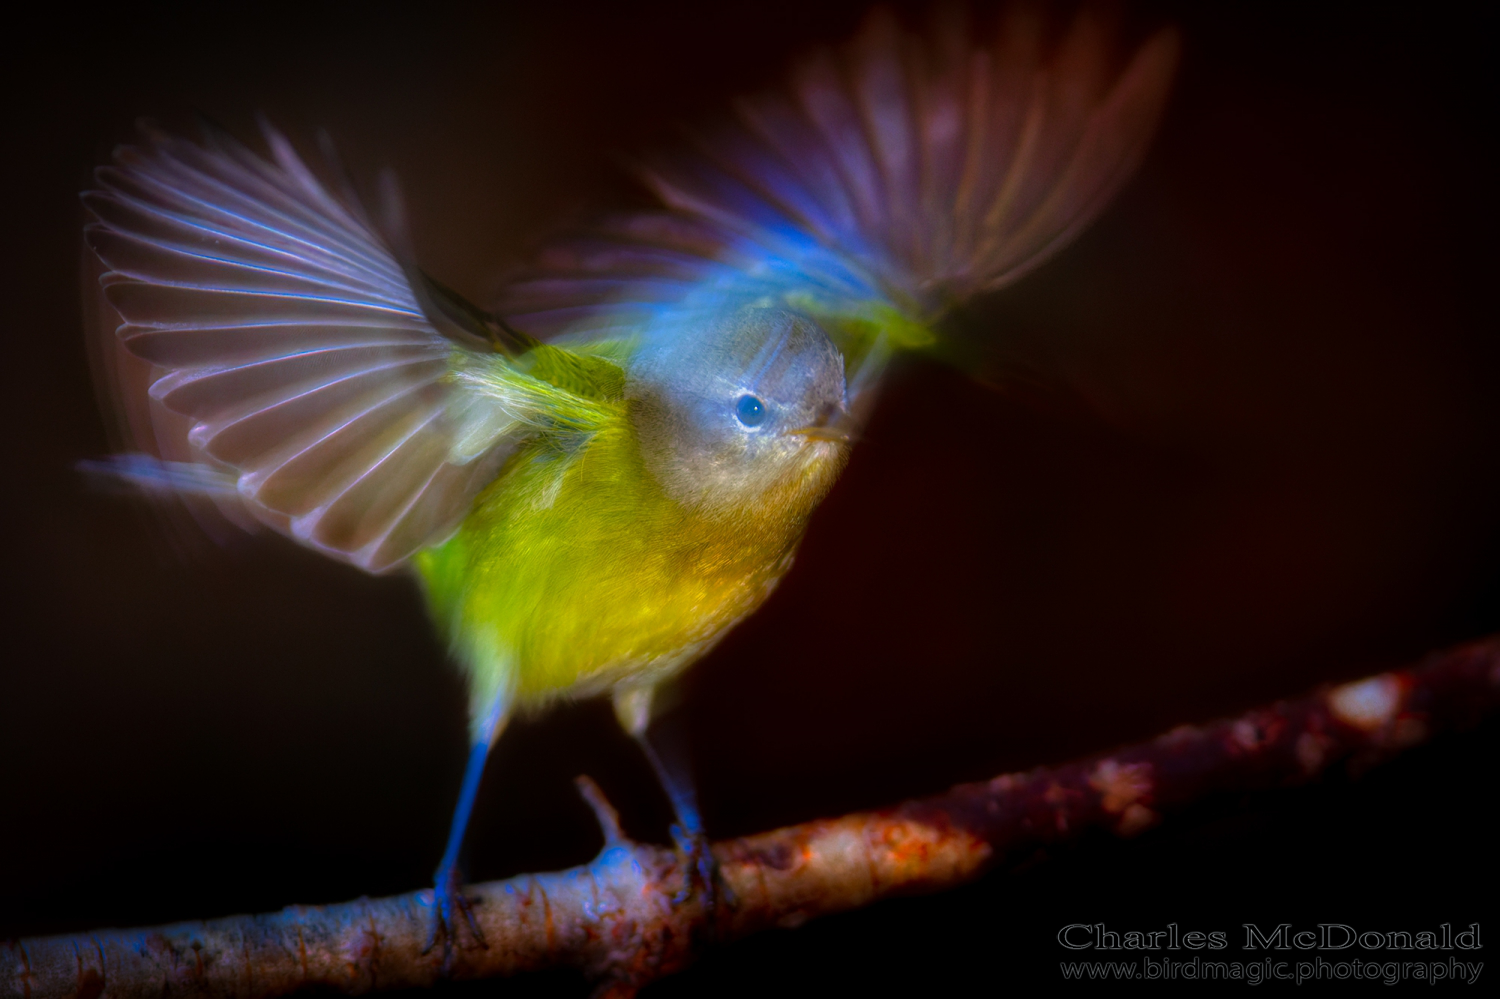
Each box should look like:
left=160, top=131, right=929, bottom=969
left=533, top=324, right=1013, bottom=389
left=83, top=123, right=612, bottom=572
left=645, top=7, right=1180, bottom=314
left=497, top=6, right=1178, bottom=355
left=495, top=210, right=899, bottom=416
left=500, top=211, right=880, bottom=338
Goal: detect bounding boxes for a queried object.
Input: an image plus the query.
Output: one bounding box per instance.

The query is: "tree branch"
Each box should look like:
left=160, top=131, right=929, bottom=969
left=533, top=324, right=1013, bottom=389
left=7, top=635, right=1499, bottom=998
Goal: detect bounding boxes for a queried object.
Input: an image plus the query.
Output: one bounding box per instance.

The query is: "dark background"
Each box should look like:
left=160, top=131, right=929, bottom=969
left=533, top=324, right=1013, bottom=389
left=3, top=1, right=1496, bottom=993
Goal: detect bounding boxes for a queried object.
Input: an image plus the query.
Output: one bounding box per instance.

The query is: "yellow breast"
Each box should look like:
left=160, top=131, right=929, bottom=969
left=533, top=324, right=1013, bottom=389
left=415, top=413, right=842, bottom=720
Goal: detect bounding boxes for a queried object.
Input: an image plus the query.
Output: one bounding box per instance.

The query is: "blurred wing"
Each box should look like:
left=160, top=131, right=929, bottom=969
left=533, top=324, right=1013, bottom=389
left=81, top=239, right=270, bottom=555
left=497, top=7, right=1178, bottom=410
left=83, top=124, right=599, bottom=572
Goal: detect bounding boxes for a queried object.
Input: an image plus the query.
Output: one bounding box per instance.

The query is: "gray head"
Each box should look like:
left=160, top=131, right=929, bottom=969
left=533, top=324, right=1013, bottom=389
left=627, top=304, right=850, bottom=514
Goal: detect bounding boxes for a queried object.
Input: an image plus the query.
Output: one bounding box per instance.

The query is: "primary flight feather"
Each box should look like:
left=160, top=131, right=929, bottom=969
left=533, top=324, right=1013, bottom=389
left=82, top=6, right=1178, bottom=948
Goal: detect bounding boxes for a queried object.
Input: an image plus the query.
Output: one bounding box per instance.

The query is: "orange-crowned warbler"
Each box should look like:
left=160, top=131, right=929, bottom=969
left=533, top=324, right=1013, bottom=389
left=80, top=6, right=1178, bottom=950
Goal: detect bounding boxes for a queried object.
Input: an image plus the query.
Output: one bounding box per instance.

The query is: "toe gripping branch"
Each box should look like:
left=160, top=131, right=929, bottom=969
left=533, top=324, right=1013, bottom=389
left=574, top=775, right=735, bottom=940
left=571, top=776, right=726, bottom=997
left=424, top=740, right=494, bottom=963
left=425, top=863, right=487, bottom=965
left=669, top=822, right=736, bottom=922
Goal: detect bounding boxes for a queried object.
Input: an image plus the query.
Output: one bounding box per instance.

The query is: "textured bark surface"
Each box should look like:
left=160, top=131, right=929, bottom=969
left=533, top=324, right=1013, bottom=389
left=7, top=634, right=1498, bottom=998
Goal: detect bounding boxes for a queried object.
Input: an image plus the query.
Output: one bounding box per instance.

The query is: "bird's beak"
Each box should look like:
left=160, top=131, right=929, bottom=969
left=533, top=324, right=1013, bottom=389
left=786, top=407, right=856, bottom=443
left=787, top=399, right=856, bottom=443
left=786, top=425, right=853, bottom=443
left=787, top=395, right=858, bottom=444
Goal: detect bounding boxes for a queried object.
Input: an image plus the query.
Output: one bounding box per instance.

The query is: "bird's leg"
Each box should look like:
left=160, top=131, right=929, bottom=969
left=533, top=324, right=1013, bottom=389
left=425, top=738, right=491, bottom=960
left=613, top=685, right=734, bottom=918
left=425, top=683, right=511, bottom=964
left=638, top=733, right=718, bottom=909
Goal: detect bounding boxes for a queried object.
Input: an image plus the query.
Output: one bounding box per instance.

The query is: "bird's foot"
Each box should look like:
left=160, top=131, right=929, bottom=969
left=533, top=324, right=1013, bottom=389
left=423, top=864, right=487, bottom=963
left=574, top=775, right=734, bottom=924
left=669, top=823, right=736, bottom=919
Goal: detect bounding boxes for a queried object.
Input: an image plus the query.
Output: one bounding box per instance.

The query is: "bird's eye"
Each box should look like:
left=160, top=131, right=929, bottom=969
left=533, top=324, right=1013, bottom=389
left=734, top=394, right=766, bottom=427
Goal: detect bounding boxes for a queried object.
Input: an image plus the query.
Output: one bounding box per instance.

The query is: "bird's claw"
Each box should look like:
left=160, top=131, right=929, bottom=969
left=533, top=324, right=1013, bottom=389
left=669, top=823, right=736, bottom=917
left=423, top=866, right=487, bottom=962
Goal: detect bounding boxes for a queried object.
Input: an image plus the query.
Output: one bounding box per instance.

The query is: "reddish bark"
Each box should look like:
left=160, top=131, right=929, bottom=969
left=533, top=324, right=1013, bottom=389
left=7, top=635, right=1498, bottom=998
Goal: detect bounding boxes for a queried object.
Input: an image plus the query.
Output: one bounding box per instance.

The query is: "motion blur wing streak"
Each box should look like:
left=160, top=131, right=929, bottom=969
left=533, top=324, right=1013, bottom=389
left=83, top=126, right=535, bottom=572
left=84, top=8, right=1176, bottom=569
left=496, top=7, right=1179, bottom=412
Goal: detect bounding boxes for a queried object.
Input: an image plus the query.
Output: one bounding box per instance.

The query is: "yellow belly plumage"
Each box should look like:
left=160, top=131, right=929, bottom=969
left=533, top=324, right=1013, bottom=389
left=415, top=412, right=835, bottom=738
left=77, top=8, right=1181, bottom=945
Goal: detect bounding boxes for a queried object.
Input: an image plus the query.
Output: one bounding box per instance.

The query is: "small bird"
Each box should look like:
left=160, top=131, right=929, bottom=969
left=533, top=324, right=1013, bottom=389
left=81, top=6, right=1177, bottom=950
